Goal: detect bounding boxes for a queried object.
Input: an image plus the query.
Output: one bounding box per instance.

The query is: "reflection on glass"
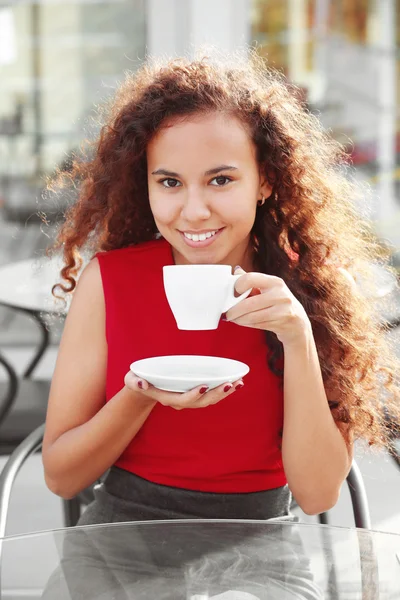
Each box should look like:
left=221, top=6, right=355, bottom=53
left=2, top=521, right=400, bottom=599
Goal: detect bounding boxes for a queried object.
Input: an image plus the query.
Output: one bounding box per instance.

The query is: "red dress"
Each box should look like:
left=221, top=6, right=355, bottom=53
left=96, top=238, right=286, bottom=493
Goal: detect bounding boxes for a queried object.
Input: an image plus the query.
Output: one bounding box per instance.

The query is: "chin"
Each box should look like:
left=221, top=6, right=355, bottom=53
left=183, top=253, right=215, bottom=265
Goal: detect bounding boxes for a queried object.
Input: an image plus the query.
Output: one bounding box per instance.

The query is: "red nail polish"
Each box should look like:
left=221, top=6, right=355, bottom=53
left=224, top=384, right=232, bottom=392
left=138, top=380, right=143, bottom=389
left=235, top=383, right=244, bottom=390
left=199, top=386, right=208, bottom=394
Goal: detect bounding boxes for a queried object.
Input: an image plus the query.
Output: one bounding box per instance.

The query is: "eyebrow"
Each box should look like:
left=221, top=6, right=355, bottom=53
left=151, top=165, right=238, bottom=177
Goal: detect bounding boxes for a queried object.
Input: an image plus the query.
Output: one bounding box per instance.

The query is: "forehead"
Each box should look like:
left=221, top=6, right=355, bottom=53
left=147, top=112, right=256, bottom=167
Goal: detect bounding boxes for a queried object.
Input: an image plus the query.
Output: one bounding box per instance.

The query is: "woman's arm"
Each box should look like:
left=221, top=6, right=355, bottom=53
left=227, top=267, right=353, bottom=515
left=282, top=267, right=357, bottom=514
left=42, top=258, right=156, bottom=499
left=281, top=329, right=352, bottom=515
left=44, top=258, right=247, bottom=499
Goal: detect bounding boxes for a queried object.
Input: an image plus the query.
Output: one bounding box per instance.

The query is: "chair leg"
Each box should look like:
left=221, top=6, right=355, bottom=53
left=0, top=425, right=45, bottom=538
left=318, top=511, right=329, bottom=525
left=20, top=309, right=51, bottom=379
left=388, top=437, right=400, bottom=469
left=62, top=497, right=81, bottom=527
left=347, top=462, right=371, bottom=529
left=317, top=513, right=342, bottom=599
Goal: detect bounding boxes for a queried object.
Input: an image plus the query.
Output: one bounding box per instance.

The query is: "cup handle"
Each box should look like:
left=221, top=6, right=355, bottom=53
left=222, top=274, right=252, bottom=313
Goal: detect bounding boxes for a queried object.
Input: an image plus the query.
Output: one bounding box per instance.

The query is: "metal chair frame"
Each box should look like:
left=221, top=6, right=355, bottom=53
left=0, top=354, right=19, bottom=426
left=0, top=424, right=82, bottom=538
left=0, top=351, right=81, bottom=531
left=0, top=423, right=372, bottom=539
left=318, top=460, right=371, bottom=529
left=0, top=425, right=378, bottom=600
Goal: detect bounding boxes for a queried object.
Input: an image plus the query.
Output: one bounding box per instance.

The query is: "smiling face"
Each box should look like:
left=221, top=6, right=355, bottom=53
left=147, top=111, right=271, bottom=269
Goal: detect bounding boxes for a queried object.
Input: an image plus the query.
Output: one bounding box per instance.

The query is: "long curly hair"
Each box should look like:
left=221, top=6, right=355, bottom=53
left=45, top=48, right=400, bottom=449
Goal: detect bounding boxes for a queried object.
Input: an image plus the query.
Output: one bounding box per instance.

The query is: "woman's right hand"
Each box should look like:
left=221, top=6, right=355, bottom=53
left=124, top=371, right=244, bottom=410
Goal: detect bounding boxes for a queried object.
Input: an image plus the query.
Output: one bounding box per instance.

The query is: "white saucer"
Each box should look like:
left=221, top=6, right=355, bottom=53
left=130, top=355, right=250, bottom=393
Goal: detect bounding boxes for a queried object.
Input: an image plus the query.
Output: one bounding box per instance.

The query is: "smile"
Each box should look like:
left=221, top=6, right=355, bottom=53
left=179, top=228, right=224, bottom=247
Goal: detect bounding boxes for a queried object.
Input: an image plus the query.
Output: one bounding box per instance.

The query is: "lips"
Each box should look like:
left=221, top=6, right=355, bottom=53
left=179, top=227, right=224, bottom=248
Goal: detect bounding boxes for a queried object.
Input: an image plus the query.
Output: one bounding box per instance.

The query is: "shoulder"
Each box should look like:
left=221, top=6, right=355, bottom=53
left=61, top=258, right=105, bottom=333
left=71, top=257, right=103, bottom=306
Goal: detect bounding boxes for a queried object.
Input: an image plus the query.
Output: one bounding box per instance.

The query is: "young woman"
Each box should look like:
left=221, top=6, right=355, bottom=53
left=40, top=49, right=399, bottom=598
left=43, top=48, right=400, bottom=518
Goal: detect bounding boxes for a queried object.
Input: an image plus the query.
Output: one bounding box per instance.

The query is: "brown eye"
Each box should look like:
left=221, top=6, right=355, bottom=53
left=211, top=176, right=232, bottom=186
left=161, top=178, right=181, bottom=188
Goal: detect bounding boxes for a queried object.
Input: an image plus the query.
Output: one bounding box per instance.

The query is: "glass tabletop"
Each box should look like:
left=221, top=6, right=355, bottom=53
left=1, top=520, right=399, bottom=599
left=0, top=258, right=74, bottom=313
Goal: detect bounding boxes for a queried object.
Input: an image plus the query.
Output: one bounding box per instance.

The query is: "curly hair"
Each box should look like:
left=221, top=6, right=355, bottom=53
left=45, top=48, right=400, bottom=449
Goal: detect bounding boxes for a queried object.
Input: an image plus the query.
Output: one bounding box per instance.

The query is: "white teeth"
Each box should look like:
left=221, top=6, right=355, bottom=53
left=184, top=229, right=218, bottom=241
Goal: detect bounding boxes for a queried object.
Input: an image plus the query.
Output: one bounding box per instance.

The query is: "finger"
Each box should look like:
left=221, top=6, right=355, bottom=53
left=226, top=287, right=287, bottom=321
left=234, top=271, right=280, bottom=295
left=225, top=293, right=272, bottom=321
left=233, top=379, right=245, bottom=390
left=230, top=304, right=285, bottom=326
left=231, top=310, right=287, bottom=332
left=124, top=371, right=150, bottom=392
left=215, top=379, right=245, bottom=395
left=195, top=380, right=244, bottom=408
left=159, top=384, right=211, bottom=410
left=234, top=266, right=246, bottom=274
left=194, top=383, right=233, bottom=407
left=233, top=267, right=264, bottom=290
left=125, top=371, right=206, bottom=403
left=153, top=383, right=209, bottom=406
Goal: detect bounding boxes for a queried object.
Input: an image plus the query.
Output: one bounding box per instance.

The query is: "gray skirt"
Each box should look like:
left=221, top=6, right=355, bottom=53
left=41, top=469, right=324, bottom=599
left=78, top=466, right=293, bottom=524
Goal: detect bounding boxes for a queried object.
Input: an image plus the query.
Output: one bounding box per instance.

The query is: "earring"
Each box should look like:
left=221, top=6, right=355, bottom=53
left=257, top=196, right=265, bottom=207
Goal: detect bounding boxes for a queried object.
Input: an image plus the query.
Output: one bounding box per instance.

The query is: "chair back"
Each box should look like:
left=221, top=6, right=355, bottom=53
left=0, top=424, right=45, bottom=538
left=318, top=461, right=371, bottom=529
left=346, top=461, right=371, bottom=529
left=0, top=425, right=372, bottom=538
left=0, top=354, right=19, bottom=427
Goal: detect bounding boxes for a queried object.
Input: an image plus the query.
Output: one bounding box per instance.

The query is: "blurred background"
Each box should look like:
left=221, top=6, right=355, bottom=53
left=0, top=0, right=399, bottom=537
left=1, top=0, right=400, bottom=329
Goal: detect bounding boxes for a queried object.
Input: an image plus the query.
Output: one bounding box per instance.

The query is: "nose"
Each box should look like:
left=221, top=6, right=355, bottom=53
left=180, top=189, right=211, bottom=223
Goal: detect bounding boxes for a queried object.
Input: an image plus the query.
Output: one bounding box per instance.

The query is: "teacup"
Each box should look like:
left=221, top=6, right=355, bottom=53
left=163, top=264, right=252, bottom=330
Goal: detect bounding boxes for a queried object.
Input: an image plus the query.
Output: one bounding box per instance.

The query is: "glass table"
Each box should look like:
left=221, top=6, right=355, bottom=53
left=0, top=258, right=71, bottom=377
left=0, top=519, right=399, bottom=599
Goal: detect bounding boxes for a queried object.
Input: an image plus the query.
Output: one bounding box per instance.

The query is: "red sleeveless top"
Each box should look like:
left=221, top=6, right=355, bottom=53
left=96, top=238, right=286, bottom=493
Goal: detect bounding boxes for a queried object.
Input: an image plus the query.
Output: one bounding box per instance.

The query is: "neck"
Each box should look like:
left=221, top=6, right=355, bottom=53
left=171, top=240, right=258, bottom=272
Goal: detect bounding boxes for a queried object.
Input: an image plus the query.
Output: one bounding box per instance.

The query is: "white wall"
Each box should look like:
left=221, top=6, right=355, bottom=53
left=146, top=0, right=250, bottom=58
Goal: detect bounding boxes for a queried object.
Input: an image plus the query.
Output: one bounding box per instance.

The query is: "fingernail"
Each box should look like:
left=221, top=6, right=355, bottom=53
left=224, top=384, right=233, bottom=393
left=235, top=383, right=244, bottom=390
left=221, top=313, right=227, bottom=321
left=138, top=380, right=144, bottom=389
left=199, top=386, right=208, bottom=394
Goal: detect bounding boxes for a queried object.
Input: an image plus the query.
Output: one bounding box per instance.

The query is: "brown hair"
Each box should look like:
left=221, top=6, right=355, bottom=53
left=45, top=49, right=400, bottom=449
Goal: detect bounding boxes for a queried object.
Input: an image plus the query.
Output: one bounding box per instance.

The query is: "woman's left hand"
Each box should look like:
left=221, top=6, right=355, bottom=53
left=225, top=267, right=312, bottom=347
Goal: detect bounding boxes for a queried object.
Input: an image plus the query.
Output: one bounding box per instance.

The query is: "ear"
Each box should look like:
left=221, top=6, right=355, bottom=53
left=259, top=179, right=273, bottom=200
left=258, top=167, right=274, bottom=200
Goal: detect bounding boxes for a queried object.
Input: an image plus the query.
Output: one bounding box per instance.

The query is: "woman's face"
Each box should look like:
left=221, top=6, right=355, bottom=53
left=147, top=111, right=271, bottom=268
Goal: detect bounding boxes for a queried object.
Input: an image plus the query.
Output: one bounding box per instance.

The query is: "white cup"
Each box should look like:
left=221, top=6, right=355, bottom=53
left=163, top=264, right=252, bottom=330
